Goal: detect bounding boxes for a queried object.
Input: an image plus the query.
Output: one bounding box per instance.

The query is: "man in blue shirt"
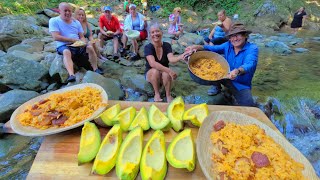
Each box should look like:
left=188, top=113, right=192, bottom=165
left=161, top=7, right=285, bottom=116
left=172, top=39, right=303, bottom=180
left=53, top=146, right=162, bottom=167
left=49, top=2, right=103, bottom=82
left=185, top=23, right=258, bottom=106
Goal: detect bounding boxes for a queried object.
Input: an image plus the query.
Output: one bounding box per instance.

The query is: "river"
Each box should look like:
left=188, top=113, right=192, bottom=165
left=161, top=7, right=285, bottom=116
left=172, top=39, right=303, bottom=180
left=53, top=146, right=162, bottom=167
left=1, top=32, right=320, bottom=179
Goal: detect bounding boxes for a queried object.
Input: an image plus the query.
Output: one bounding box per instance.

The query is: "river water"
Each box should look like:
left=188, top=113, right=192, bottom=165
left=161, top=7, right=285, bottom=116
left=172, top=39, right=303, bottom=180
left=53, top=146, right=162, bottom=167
left=1, top=32, right=320, bottom=179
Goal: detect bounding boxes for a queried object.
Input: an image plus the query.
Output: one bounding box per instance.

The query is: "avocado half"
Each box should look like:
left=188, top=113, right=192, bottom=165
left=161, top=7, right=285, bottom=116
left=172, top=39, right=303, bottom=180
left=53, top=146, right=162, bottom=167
left=116, top=126, right=143, bottom=180
left=92, top=124, right=122, bottom=175
left=114, top=106, right=136, bottom=131
left=167, top=96, right=185, bottom=132
left=140, top=130, right=167, bottom=180
left=98, top=103, right=121, bottom=126
left=166, top=129, right=195, bottom=171
left=182, top=103, right=208, bottom=127
left=149, top=104, right=170, bottom=130
left=129, top=107, right=150, bottom=131
left=78, top=121, right=101, bottom=165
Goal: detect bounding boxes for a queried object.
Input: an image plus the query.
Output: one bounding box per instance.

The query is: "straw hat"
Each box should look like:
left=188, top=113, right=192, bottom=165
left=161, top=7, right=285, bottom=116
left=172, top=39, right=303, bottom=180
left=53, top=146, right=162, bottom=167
left=226, top=23, right=252, bottom=37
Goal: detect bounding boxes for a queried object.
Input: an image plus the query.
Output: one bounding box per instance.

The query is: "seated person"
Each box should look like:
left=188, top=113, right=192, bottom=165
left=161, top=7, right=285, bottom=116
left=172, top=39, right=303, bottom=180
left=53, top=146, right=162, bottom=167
left=74, top=8, right=107, bottom=61
left=168, top=7, right=183, bottom=39
left=204, top=10, right=232, bottom=45
left=98, top=6, right=123, bottom=59
left=145, top=22, right=187, bottom=103
left=49, top=2, right=103, bottom=83
left=122, top=4, right=148, bottom=61
left=185, top=23, right=258, bottom=107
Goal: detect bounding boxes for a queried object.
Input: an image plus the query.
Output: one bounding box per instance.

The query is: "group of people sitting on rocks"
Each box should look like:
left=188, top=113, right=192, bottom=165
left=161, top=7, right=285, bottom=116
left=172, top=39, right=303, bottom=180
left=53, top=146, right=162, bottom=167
left=49, top=2, right=258, bottom=106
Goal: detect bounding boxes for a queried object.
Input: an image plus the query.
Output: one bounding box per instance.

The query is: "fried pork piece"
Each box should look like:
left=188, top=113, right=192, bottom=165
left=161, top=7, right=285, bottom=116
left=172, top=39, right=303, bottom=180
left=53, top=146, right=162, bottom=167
left=213, top=120, right=226, bottom=131
left=251, top=151, right=270, bottom=168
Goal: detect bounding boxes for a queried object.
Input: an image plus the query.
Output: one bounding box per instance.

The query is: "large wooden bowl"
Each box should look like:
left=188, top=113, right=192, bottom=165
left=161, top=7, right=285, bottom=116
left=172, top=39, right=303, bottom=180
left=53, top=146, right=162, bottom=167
left=197, top=111, right=318, bottom=180
left=10, top=83, right=108, bottom=136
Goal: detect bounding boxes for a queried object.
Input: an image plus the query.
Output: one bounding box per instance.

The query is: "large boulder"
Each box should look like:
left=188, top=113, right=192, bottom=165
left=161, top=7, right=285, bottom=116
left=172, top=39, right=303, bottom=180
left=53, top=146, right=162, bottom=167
left=265, top=40, right=292, bottom=54
left=0, top=54, right=48, bottom=90
left=120, top=69, right=153, bottom=94
left=49, top=54, right=69, bottom=83
left=21, top=38, right=45, bottom=52
left=0, top=90, right=39, bottom=123
left=82, top=71, right=124, bottom=100
left=9, top=50, right=44, bottom=62
left=0, top=15, right=44, bottom=51
left=178, top=33, right=204, bottom=47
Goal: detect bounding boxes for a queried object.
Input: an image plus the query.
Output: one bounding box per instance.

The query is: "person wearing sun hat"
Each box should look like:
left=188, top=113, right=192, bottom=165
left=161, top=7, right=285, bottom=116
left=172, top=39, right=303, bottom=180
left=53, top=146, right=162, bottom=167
left=185, top=23, right=258, bottom=107
left=98, top=6, right=123, bottom=59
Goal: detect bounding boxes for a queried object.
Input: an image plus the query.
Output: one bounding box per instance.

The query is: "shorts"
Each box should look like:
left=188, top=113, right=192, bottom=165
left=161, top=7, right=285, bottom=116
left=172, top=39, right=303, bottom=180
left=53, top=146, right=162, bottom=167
left=102, top=34, right=122, bottom=41
left=139, top=30, right=148, bottom=40
left=56, top=44, right=92, bottom=70
left=57, top=44, right=87, bottom=56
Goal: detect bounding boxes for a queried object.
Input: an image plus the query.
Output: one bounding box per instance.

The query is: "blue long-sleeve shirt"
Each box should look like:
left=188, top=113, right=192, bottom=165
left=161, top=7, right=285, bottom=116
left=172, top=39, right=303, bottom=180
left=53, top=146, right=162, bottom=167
left=204, top=41, right=259, bottom=90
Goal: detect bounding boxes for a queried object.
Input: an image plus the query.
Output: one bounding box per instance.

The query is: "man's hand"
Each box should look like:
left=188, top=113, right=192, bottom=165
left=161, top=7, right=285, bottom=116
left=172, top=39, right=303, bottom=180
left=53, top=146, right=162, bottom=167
left=227, top=69, right=240, bottom=80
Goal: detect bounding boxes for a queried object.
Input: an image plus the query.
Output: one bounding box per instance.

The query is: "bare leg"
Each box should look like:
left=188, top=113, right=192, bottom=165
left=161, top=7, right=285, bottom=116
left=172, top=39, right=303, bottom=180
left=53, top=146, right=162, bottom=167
left=86, top=45, right=98, bottom=70
left=121, top=35, right=128, bottom=49
left=162, top=71, right=173, bottom=103
left=132, top=39, right=138, bottom=54
left=62, top=49, right=74, bottom=75
left=98, top=33, right=104, bottom=49
left=113, top=36, right=119, bottom=54
left=146, top=68, right=163, bottom=102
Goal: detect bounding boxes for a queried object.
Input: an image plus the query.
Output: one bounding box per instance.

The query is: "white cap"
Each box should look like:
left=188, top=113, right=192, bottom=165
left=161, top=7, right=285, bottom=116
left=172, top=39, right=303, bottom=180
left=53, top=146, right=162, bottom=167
left=129, top=4, right=136, bottom=9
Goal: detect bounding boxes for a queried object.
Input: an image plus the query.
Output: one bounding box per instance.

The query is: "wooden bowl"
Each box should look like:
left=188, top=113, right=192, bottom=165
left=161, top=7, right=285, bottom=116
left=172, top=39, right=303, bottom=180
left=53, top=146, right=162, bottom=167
left=10, top=83, right=108, bottom=136
left=196, top=111, right=318, bottom=179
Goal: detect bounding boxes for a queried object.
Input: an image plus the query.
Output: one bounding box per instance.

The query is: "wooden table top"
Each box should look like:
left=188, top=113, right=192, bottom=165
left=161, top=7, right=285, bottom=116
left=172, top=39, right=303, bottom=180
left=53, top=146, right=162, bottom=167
left=27, top=100, right=278, bottom=179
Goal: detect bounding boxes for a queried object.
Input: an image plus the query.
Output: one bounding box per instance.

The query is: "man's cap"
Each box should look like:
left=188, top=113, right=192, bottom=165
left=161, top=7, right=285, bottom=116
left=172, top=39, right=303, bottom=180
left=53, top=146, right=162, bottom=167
left=103, top=6, right=112, bottom=12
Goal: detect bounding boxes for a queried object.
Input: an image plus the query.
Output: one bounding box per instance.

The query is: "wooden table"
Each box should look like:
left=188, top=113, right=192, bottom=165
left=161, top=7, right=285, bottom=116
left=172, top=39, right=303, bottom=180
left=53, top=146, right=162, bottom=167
left=27, top=100, right=278, bottom=179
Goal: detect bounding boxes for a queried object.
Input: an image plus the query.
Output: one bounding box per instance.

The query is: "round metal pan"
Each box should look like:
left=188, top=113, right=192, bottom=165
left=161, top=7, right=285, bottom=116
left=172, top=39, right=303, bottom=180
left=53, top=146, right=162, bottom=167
left=187, top=51, right=230, bottom=85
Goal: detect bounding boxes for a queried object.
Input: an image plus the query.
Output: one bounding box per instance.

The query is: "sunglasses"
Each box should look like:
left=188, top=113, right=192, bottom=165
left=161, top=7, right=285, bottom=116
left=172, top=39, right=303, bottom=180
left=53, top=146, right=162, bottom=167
left=177, top=11, right=181, bottom=13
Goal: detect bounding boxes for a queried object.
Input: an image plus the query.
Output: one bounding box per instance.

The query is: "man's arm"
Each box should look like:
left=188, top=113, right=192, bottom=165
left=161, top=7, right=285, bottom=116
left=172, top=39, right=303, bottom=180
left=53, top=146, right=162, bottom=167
left=239, top=45, right=259, bottom=75
left=51, top=31, right=78, bottom=43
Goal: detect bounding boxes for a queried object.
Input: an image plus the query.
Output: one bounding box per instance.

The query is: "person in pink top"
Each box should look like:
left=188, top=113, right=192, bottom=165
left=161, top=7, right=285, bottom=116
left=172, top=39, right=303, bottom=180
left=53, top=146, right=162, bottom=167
left=168, top=7, right=183, bottom=39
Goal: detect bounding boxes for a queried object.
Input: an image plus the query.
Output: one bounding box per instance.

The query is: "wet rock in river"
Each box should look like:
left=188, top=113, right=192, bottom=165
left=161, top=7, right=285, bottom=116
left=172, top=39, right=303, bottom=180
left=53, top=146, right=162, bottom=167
left=0, top=89, right=39, bottom=123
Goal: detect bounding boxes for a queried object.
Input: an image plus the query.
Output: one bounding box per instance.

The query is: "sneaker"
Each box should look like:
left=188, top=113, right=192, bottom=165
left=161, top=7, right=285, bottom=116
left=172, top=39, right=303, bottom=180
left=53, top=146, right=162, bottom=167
left=113, top=53, right=119, bottom=60
left=119, top=47, right=125, bottom=53
left=67, top=75, right=76, bottom=82
left=94, top=68, right=104, bottom=75
left=130, top=53, right=140, bottom=61
left=207, top=85, right=221, bottom=96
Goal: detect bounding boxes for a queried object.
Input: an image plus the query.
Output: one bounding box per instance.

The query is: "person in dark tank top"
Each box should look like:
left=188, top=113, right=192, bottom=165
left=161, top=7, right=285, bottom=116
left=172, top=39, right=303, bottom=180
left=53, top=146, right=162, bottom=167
left=144, top=22, right=188, bottom=102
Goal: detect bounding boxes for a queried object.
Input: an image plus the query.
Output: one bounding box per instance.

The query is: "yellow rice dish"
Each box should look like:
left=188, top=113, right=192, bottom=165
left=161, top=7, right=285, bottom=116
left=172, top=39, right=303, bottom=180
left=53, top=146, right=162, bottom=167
left=189, top=58, right=226, bottom=81
left=17, top=87, right=105, bottom=130
left=211, top=122, right=305, bottom=180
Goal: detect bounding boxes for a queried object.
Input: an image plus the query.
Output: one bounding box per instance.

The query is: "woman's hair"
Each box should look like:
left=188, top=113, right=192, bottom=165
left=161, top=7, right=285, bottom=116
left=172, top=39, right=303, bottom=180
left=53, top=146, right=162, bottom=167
left=74, top=8, right=87, bottom=23
left=149, top=22, right=162, bottom=31
left=173, top=7, right=181, bottom=13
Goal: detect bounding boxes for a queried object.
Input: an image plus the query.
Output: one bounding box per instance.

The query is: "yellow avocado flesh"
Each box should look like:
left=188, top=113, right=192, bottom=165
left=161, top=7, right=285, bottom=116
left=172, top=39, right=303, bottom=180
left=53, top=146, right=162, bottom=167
left=116, top=127, right=143, bottom=180
left=92, top=124, right=122, bottom=175
left=166, top=129, right=195, bottom=171
left=99, top=104, right=121, bottom=126
left=140, top=130, right=167, bottom=180
left=78, top=122, right=101, bottom=165
left=182, top=103, right=208, bottom=127
left=167, top=96, right=185, bottom=132
left=129, top=107, right=150, bottom=131
left=149, top=105, right=170, bottom=130
left=115, top=106, right=136, bottom=131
